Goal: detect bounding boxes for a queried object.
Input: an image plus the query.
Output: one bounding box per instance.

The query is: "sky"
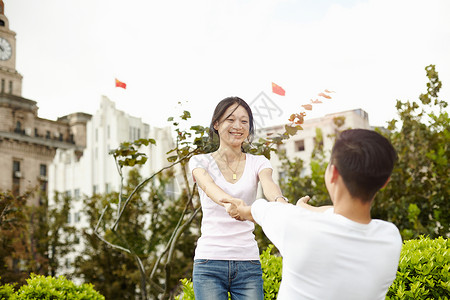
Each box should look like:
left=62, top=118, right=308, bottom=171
left=6, top=0, right=450, bottom=130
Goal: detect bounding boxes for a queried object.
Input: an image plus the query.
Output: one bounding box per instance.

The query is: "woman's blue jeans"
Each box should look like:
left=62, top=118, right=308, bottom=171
left=193, top=259, right=264, bottom=300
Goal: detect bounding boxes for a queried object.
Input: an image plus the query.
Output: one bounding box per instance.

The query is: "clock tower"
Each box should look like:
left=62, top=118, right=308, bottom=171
left=0, top=0, right=23, bottom=96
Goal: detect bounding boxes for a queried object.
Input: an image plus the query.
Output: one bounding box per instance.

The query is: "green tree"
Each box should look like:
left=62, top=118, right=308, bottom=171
left=0, top=188, right=76, bottom=288
left=43, top=192, right=77, bottom=278
left=74, top=171, right=148, bottom=299
left=0, top=191, right=32, bottom=286
left=373, top=64, right=449, bottom=239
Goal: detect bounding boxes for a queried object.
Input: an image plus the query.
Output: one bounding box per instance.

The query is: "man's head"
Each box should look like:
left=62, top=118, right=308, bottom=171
left=328, top=129, right=397, bottom=203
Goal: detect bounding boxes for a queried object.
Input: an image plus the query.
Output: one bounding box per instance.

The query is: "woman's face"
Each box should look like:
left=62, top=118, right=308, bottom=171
left=214, top=103, right=250, bottom=148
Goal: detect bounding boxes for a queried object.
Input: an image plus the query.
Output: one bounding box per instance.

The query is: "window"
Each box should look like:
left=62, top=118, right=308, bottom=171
left=93, top=185, right=98, bottom=195
left=12, top=160, right=21, bottom=196
left=8, top=81, right=12, bottom=94
left=40, top=164, right=47, bottom=177
left=74, top=188, right=80, bottom=200
left=65, top=258, right=71, bottom=269
left=67, top=212, right=72, bottom=224
left=46, top=131, right=50, bottom=139
left=74, top=212, right=81, bottom=223
left=39, top=164, right=48, bottom=194
left=1, top=79, right=4, bottom=92
left=295, top=140, right=305, bottom=152
left=13, top=160, right=20, bottom=173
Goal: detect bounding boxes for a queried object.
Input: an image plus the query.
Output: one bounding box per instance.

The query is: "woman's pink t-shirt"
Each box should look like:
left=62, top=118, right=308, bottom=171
left=189, top=153, right=272, bottom=260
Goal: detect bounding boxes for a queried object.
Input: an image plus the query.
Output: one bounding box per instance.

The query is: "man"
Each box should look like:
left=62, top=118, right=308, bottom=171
left=223, top=129, right=402, bottom=299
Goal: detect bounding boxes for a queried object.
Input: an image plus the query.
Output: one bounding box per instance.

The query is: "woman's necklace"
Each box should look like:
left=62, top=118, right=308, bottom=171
left=218, top=150, right=243, bottom=180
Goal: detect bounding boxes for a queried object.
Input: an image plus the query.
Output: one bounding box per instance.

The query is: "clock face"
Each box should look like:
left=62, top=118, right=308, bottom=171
left=0, top=38, right=12, bottom=61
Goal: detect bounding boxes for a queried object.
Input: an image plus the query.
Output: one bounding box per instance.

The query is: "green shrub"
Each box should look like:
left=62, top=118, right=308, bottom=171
left=175, top=278, right=195, bottom=300
left=0, top=279, right=15, bottom=299
left=260, top=244, right=282, bottom=300
left=387, top=236, right=449, bottom=299
left=1, top=274, right=104, bottom=300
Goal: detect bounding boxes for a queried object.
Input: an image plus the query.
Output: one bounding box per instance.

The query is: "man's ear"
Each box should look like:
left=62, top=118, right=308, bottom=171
left=330, top=164, right=340, bottom=183
left=381, top=177, right=391, bottom=189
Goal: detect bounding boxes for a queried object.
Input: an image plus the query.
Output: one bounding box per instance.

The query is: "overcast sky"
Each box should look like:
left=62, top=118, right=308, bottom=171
left=6, top=0, right=450, bottom=129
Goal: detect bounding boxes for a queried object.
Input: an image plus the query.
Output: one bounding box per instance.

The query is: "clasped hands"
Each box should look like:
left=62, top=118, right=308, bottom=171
left=222, top=195, right=311, bottom=222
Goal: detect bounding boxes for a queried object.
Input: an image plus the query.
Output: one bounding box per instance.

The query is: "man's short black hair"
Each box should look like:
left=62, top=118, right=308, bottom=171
left=330, top=129, right=397, bottom=202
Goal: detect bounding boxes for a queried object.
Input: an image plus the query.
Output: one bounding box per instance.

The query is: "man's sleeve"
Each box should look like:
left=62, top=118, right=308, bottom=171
left=251, top=199, right=290, bottom=252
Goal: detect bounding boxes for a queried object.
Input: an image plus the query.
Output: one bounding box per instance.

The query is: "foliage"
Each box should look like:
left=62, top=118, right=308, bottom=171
left=373, top=65, right=449, bottom=239
left=0, top=190, right=50, bottom=286
left=45, top=192, right=77, bottom=278
left=260, top=244, right=283, bottom=300
left=386, top=236, right=449, bottom=299
left=0, top=273, right=104, bottom=299
left=0, top=191, right=30, bottom=286
left=73, top=177, right=146, bottom=300
left=0, top=188, right=76, bottom=288
left=72, top=168, right=199, bottom=299
left=0, top=277, right=15, bottom=299
left=278, top=126, right=341, bottom=208
left=174, top=278, right=194, bottom=300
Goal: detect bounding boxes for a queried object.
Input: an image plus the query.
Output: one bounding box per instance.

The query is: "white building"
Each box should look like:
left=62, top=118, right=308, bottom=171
left=256, top=108, right=372, bottom=181
left=48, top=96, right=175, bottom=276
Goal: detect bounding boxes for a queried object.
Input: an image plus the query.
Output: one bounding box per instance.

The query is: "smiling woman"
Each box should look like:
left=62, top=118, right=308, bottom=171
left=188, top=96, right=287, bottom=300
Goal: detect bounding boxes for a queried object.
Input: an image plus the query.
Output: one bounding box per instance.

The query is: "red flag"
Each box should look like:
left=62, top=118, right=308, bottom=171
left=301, top=104, right=313, bottom=110
left=272, top=82, right=285, bottom=96
left=115, top=78, right=127, bottom=89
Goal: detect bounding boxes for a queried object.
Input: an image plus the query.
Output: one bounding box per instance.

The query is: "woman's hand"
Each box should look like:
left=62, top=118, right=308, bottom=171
left=221, top=198, right=253, bottom=222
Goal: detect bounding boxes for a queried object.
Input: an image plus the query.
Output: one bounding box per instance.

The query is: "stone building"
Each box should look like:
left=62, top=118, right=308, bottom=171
left=0, top=1, right=90, bottom=205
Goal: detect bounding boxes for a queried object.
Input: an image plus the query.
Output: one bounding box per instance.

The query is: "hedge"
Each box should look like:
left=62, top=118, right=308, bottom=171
left=0, top=274, right=104, bottom=300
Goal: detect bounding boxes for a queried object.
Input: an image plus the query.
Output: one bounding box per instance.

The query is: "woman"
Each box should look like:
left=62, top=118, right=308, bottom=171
left=189, top=96, right=287, bottom=299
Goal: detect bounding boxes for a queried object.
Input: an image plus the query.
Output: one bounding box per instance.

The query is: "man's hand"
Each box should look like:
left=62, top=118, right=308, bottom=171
left=296, top=195, right=311, bottom=206
left=296, top=195, right=334, bottom=212
left=221, top=198, right=254, bottom=222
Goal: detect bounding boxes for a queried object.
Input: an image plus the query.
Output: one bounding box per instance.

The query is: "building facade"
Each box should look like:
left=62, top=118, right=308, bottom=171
left=49, top=95, right=174, bottom=200
left=48, top=96, right=175, bottom=275
left=0, top=2, right=89, bottom=205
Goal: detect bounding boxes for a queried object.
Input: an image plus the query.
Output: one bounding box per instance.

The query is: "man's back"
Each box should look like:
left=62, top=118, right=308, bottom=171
left=252, top=201, right=402, bottom=300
